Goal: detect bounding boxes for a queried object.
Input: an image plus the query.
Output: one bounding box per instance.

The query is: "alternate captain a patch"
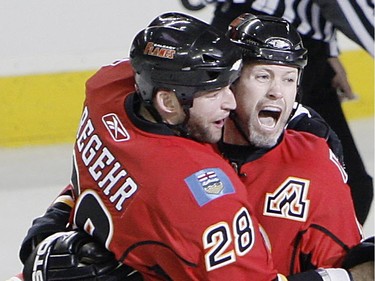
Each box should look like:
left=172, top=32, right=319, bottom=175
left=185, top=168, right=235, bottom=207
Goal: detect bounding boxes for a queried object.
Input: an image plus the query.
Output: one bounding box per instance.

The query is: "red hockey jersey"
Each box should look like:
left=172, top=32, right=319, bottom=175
left=70, top=59, right=281, bottom=280
left=222, top=130, right=362, bottom=275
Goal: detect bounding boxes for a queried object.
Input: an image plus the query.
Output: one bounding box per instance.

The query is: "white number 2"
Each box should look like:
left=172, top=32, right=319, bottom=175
left=203, top=207, right=255, bottom=271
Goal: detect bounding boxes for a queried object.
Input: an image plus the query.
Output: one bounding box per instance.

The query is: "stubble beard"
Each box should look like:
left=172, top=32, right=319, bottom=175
left=247, top=122, right=280, bottom=148
left=186, top=117, right=221, bottom=144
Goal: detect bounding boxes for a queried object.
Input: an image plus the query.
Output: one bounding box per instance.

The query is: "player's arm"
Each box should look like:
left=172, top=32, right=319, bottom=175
left=284, top=140, right=362, bottom=274
left=287, top=237, right=374, bottom=281
left=343, top=236, right=375, bottom=281
left=19, top=184, right=75, bottom=264
left=314, top=0, right=374, bottom=56
left=22, top=230, right=142, bottom=281
left=287, top=104, right=343, bottom=164
left=19, top=230, right=373, bottom=281
left=21, top=233, right=372, bottom=281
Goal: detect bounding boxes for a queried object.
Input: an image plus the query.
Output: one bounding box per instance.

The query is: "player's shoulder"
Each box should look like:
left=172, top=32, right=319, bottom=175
left=284, top=129, right=329, bottom=150
left=153, top=140, right=243, bottom=191
left=281, top=129, right=332, bottom=163
left=283, top=129, right=348, bottom=183
left=86, top=58, right=135, bottom=94
left=166, top=140, right=236, bottom=173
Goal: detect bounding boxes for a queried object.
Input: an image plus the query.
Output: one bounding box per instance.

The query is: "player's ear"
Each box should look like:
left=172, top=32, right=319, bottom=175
left=155, top=90, right=179, bottom=111
left=154, top=90, right=185, bottom=124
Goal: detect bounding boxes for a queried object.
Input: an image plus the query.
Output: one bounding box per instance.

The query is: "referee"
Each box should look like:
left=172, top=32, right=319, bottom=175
left=210, top=0, right=374, bottom=225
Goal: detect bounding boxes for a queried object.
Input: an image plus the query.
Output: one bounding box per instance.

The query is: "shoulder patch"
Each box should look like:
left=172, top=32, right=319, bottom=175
left=185, top=168, right=235, bottom=207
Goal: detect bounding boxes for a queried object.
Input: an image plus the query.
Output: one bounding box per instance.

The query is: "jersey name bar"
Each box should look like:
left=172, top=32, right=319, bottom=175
left=75, top=106, right=138, bottom=211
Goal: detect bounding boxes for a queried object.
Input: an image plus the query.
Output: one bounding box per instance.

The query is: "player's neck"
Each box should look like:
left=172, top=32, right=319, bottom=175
left=138, top=103, right=157, bottom=123
left=223, top=118, right=249, bottom=146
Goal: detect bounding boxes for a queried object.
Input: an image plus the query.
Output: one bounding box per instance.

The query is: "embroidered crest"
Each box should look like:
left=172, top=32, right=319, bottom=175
left=185, top=168, right=235, bottom=206
left=197, top=170, right=224, bottom=194
left=264, top=177, right=310, bottom=222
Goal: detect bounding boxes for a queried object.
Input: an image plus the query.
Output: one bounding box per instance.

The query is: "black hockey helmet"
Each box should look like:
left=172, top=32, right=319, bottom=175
left=227, top=13, right=307, bottom=69
left=130, top=12, right=242, bottom=108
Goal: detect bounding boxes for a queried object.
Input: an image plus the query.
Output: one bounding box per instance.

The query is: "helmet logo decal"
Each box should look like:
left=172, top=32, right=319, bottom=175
left=144, top=42, right=176, bottom=59
left=265, top=38, right=291, bottom=50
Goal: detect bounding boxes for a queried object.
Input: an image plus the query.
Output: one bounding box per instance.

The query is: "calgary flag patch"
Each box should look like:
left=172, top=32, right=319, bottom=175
left=102, top=113, right=130, bottom=142
left=185, top=168, right=235, bottom=207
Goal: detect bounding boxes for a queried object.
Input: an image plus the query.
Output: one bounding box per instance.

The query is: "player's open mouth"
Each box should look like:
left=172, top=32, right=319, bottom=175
left=258, top=108, right=281, bottom=128
left=214, top=118, right=226, bottom=127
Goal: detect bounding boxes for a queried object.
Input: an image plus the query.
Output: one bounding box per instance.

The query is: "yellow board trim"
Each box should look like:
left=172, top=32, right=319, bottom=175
left=0, top=71, right=94, bottom=147
left=340, top=50, right=374, bottom=120
left=0, top=50, right=373, bottom=147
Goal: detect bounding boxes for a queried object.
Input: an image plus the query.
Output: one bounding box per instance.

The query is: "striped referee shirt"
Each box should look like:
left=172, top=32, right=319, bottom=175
left=216, top=0, right=374, bottom=56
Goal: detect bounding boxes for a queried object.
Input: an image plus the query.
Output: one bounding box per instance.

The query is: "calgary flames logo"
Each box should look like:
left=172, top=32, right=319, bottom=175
left=264, top=176, right=310, bottom=222
left=144, top=42, right=176, bottom=59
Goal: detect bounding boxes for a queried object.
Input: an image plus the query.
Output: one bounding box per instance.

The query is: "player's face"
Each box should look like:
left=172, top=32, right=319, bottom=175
left=187, top=85, right=236, bottom=143
left=232, top=62, right=298, bottom=147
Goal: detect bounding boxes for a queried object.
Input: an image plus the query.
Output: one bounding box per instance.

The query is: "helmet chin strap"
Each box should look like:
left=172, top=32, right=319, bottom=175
left=145, top=102, right=192, bottom=138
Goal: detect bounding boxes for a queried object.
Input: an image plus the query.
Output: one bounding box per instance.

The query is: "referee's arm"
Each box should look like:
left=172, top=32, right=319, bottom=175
left=314, top=0, right=374, bottom=56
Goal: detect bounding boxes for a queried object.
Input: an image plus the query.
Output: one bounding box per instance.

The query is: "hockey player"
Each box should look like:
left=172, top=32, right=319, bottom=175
left=13, top=12, right=373, bottom=281
left=217, top=13, right=371, bottom=280
left=17, top=12, right=286, bottom=281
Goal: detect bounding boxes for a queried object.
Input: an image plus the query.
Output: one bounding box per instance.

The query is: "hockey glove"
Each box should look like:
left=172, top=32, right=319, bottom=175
left=342, top=236, right=374, bottom=269
left=23, top=230, right=142, bottom=281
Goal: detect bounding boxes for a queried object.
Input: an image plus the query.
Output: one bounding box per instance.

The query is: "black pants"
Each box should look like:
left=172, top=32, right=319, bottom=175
left=211, top=5, right=374, bottom=224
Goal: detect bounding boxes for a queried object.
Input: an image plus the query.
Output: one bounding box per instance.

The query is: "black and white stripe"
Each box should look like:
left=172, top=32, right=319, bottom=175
left=242, top=0, right=374, bottom=56
left=334, top=0, right=374, bottom=55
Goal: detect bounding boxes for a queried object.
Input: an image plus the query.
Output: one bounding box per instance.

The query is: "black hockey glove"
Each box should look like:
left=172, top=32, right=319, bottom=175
left=287, top=105, right=344, bottom=165
left=342, top=236, right=374, bottom=269
left=19, top=199, right=73, bottom=264
left=23, top=230, right=142, bottom=281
